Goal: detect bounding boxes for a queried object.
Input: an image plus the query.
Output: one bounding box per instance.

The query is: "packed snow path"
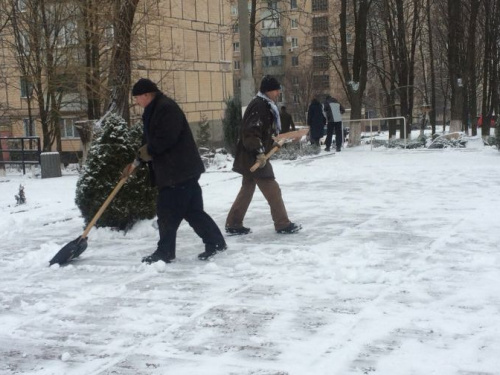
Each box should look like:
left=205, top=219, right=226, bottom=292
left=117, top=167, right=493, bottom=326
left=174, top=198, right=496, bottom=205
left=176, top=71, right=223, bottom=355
left=1, top=148, right=500, bottom=375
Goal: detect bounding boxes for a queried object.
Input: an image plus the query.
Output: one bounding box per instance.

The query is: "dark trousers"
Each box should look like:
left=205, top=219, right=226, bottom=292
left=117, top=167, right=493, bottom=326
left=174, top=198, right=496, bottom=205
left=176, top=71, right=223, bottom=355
left=325, top=122, right=343, bottom=150
left=156, top=178, right=224, bottom=259
left=226, top=174, right=291, bottom=231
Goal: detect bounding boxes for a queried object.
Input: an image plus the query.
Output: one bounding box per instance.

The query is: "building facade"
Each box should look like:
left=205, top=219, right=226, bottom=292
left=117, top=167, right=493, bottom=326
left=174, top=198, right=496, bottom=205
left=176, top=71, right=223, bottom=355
left=0, top=0, right=233, bottom=161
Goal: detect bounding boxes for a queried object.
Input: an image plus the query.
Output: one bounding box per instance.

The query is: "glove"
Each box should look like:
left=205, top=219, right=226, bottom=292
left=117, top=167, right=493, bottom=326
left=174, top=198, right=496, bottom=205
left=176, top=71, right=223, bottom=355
left=272, top=141, right=282, bottom=149
left=256, top=153, right=267, bottom=169
left=137, top=144, right=152, bottom=162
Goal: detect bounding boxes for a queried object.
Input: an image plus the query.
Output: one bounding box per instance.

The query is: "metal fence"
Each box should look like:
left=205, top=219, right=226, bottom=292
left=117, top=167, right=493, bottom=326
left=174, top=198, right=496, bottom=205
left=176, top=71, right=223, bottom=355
left=343, top=116, right=408, bottom=150
left=0, top=137, right=41, bottom=174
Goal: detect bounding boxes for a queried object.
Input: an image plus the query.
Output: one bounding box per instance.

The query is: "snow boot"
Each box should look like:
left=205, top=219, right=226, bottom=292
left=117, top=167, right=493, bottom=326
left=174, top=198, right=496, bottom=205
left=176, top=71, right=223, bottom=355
left=142, top=250, right=175, bottom=264
left=198, top=242, right=227, bottom=260
left=225, top=226, right=251, bottom=235
left=276, top=222, right=302, bottom=234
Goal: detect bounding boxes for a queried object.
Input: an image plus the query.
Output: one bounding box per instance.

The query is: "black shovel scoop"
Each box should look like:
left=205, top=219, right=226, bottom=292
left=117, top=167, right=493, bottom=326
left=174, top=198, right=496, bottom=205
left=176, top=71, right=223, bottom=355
left=49, top=160, right=139, bottom=266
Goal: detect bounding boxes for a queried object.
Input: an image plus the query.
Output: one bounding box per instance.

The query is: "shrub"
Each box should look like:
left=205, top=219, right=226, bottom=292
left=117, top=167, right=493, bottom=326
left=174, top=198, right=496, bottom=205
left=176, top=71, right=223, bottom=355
left=75, top=114, right=157, bottom=231
left=222, top=97, right=242, bottom=157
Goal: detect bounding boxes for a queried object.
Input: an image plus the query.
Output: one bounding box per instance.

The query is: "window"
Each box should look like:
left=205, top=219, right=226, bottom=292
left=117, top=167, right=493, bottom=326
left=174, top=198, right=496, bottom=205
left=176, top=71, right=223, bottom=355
left=290, top=0, right=297, bottom=9
left=17, top=0, right=27, bottom=11
left=291, top=56, right=299, bottom=66
left=312, top=16, right=328, bottom=32
left=291, top=37, right=299, bottom=48
left=104, top=25, right=115, bottom=43
left=268, top=0, right=278, bottom=10
left=232, top=23, right=239, bottom=33
left=262, top=55, right=284, bottom=67
left=231, top=5, right=238, bottom=15
left=233, top=42, right=240, bottom=52
left=291, top=19, right=298, bottom=29
left=313, top=55, right=329, bottom=70
left=55, top=74, right=78, bottom=93
left=20, top=77, right=33, bottom=98
left=62, top=21, right=78, bottom=46
left=234, top=60, right=240, bottom=70
left=346, top=33, right=352, bottom=44
left=23, top=118, right=35, bottom=137
left=60, top=118, right=79, bottom=139
left=292, top=76, right=299, bottom=85
left=313, top=75, right=330, bottom=89
left=312, top=0, right=328, bottom=11
left=313, top=36, right=329, bottom=51
left=262, top=16, right=280, bottom=29
left=293, top=94, right=300, bottom=103
left=261, top=36, right=284, bottom=47
left=19, top=33, right=30, bottom=54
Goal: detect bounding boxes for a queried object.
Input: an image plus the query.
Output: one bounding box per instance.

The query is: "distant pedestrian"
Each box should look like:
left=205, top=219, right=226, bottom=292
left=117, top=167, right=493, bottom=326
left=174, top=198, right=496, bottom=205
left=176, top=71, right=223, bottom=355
left=307, top=98, right=326, bottom=146
left=225, top=75, right=301, bottom=235
left=122, top=78, right=227, bottom=264
left=323, top=95, right=345, bottom=152
left=279, top=106, right=296, bottom=134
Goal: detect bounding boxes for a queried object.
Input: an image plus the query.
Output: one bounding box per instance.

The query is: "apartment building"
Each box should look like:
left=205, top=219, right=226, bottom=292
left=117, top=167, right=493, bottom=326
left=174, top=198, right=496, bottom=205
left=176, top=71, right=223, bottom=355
left=230, top=0, right=346, bottom=125
left=0, top=0, right=233, bottom=161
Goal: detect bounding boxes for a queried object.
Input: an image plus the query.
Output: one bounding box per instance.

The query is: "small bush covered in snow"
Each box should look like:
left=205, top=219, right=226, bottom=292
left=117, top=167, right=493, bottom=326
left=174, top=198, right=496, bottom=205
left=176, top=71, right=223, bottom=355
left=75, top=114, right=157, bottom=231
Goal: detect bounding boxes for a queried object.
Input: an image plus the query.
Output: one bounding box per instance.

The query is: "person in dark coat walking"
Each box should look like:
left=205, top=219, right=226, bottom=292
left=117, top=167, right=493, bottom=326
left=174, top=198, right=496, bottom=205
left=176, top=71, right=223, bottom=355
left=225, top=76, right=301, bottom=235
left=123, top=78, right=226, bottom=263
left=323, top=95, right=345, bottom=151
left=279, top=106, right=296, bottom=134
left=307, top=98, right=326, bottom=146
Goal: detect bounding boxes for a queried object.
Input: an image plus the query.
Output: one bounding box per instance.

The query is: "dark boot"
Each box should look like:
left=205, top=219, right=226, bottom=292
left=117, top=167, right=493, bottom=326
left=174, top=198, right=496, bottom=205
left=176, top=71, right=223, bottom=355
left=225, top=226, right=251, bottom=235
left=198, top=242, right=227, bottom=260
left=276, top=222, right=302, bottom=234
left=142, top=250, right=175, bottom=264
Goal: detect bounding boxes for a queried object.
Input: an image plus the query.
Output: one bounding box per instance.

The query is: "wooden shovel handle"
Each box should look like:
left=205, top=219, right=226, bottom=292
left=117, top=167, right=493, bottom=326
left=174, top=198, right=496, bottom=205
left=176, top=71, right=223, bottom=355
left=249, top=139, right=286, bottom=172
left=81, top=160, right=140, bottom=238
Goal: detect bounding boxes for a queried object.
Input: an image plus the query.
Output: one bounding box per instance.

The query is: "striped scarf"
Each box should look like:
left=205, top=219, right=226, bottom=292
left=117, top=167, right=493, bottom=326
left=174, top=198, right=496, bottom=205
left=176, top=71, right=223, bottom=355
left=257, top=91, right=281, bottom=134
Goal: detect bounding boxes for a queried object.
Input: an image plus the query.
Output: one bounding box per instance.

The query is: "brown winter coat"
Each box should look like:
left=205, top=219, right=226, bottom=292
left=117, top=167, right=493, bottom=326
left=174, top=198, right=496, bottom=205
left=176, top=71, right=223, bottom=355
left=232, top=95, right=277, bottom=178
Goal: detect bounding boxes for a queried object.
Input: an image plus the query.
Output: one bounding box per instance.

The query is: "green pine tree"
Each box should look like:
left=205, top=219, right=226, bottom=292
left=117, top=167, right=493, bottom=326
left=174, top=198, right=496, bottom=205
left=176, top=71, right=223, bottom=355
left=222, top=97, right=242, bottom=156
left=75, top=114, right=157, bottom=230
left=196, top=113, right=211, bottom=149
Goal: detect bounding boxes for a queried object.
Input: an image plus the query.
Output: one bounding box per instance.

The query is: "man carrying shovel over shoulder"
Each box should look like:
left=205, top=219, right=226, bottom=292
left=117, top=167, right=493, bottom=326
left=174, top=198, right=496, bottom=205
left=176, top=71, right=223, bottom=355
left=225, top=75, right=301, bottom=235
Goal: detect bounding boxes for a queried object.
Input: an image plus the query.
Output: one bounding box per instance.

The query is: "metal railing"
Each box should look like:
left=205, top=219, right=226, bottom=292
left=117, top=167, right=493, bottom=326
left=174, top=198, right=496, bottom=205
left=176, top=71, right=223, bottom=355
left=342, top=116, right=407, bottom=150
left=0, top=137, right=41, bottom=174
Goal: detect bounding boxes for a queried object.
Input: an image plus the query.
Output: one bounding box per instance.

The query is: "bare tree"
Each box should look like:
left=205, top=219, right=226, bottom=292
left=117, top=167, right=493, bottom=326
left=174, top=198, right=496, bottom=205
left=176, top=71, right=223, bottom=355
left=282, top=64, right=318, bottom=124
left=7, top=0, right=83, bottom=151
left=479, top=0, right=500, bottom=137
left=106, top=0, right=139, bottom=124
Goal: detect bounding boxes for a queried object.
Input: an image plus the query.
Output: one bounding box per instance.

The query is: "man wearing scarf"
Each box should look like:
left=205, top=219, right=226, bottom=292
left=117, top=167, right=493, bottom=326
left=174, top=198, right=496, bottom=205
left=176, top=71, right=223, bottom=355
left=226, top=76, right=301, bottom=235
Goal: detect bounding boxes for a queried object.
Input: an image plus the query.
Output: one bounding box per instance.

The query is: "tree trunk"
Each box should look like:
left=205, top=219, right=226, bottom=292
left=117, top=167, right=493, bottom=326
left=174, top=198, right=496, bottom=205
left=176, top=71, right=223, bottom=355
left=107, top=0, right=139, bottom=124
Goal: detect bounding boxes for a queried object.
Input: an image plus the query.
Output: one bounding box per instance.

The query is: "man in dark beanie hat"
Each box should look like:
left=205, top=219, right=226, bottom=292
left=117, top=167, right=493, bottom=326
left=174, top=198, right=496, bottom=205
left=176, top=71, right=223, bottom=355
left=131, top=78, right=160, bottom=96
left=225, top=75, right=301, bottom=235
left=259, top=75, right=281, bottom=93
left=122, top=78, right=226, bottom=263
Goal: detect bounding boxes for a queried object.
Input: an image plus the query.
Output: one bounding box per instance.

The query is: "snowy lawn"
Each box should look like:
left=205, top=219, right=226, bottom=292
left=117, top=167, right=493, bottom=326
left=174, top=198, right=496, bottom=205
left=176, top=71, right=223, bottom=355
left=1, top=145, right=500, bottom=375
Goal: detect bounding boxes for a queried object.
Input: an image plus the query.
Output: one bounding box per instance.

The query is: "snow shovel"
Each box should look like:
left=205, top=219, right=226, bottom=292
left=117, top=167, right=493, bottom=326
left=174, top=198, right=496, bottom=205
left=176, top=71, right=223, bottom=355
left=249, top=129, right=309, bottom=172
left=250, top=139, right=287, bottom=172
left=49, top=159, right=140, bottom=266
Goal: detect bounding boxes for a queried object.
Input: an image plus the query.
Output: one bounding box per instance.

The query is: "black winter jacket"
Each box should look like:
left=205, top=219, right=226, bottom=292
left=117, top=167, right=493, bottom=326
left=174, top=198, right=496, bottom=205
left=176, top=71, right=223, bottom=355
left=232, top=95, right=277, bottom=178
left=142, top=93, right=205, bottom=188
left=307, top=99, right=326, bottom=139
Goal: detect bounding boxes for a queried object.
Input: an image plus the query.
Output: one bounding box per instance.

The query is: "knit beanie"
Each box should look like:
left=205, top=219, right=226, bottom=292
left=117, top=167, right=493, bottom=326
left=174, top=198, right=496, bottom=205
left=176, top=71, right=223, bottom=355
left=259, top=75, right=281, bottom=93
left=132, top=78, right=160, bottom=96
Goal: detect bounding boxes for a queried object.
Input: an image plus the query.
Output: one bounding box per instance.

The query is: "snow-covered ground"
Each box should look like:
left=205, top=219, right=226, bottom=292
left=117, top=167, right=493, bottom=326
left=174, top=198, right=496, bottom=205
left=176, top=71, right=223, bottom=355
left=1, top=143, right=500, bottom=375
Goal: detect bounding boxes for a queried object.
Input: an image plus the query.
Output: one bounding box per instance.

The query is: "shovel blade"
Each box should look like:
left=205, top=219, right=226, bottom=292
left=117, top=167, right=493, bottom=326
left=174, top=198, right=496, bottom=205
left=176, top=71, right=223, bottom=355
left=49, top=237, right=88, bottom=266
